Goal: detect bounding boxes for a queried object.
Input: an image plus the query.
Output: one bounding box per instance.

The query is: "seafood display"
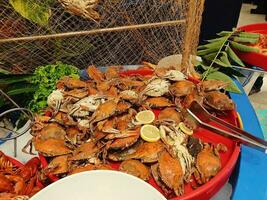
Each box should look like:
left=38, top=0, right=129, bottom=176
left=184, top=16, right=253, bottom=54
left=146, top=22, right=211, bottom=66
left=0, top=152, right=42, bottom=200
left=21, top=65, right=234, bottom=198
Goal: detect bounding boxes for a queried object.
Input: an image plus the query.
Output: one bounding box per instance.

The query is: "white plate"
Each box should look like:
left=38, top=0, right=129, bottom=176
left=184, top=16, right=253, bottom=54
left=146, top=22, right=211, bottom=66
left=31, top=170, right=166, bottom=200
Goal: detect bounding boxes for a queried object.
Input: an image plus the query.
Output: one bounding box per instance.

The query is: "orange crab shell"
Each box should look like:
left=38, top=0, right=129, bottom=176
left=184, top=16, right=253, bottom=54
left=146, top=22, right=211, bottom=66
left=169, top=80, right=196, bottom=97
left=146, top=97, right=174, bottom=108
left=108, top=128, right=140, bottom=150
left=86, top=65, right=105, bottom=82
left=127, top=141, right=165, bottom=163
left=194, top=144, right=226, bottom=185
left=119, top=159, right=150, bottom=181
left=158, top=150, right=184, bottom=196
left=158, top=107, right=182, bottom=124
left=61, top=77, right=88, bottom=89
left=105, top=66, right=121, bottom=80
left=45, top=155, right=70, bottom=175
left=69, top=141, right=100, bottom=161
left=204, top=91, right=235, bottom=111
left=33, top=138, right=72, bottom=157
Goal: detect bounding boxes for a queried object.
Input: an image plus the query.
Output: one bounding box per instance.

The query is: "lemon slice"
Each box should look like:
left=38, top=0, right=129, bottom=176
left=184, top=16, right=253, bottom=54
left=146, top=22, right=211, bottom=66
left=135, top=110, right=155, bottom=124
left=141, top=125, right=160, bottom=142
left=179, top=122, right=193, bottom=135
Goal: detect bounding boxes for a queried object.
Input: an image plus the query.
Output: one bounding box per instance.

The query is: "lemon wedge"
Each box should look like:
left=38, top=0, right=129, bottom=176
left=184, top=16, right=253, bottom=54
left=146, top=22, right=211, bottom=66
left=140, top=125, right=160, bottom=142
left=135, top=110, right=155, bottom=124
left=179, top=122, right=193, bottom=135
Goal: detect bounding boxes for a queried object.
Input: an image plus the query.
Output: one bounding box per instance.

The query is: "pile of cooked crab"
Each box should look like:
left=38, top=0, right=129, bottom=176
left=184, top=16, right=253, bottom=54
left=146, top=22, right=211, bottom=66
left=25, top=65, right=234, bottom=198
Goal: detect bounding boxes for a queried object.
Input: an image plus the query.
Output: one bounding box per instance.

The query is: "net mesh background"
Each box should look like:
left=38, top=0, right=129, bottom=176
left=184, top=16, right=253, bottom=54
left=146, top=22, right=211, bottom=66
left=0, top=0, right=205, bottom=73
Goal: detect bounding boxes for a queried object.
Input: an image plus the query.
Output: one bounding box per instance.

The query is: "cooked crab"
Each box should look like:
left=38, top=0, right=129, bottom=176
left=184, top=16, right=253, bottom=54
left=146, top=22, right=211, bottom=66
left=143, top=78, right=170, bottom=97
left=63, top=88, right=89, bottom=99
left=117, top=78, right=144, bottom=90
left=68, top=140, right=101, bottom=161
left=59, top=0, right=100, bottom=21
left=61, top=77, right=87, bottom=89
left=146, top=97, right=174, bottom=108
left=54, top=112, right=77, bottom=126
left=160, top=124, right=194, bottom=181
left=66, top=127, right=85, bottom=145
left=194, top=143, right=227, bottom=185
left=47, top=89, right=64, bottom=111
left=204, top=91, right=235, bottom=111
left=33, top=138, right=72, bottom=157
left=107, top=140, right=143, bottom=161
left=45, top=155, right=70, bottom=174
left=68, top=95, right=106, bottom=117
left=183, top=91, right=203, bottom=109
left=35, top=123, right=66, bottom=141
left=105, top=66, right=121, bottom=80
left=197, top=80, right=228, bottom=92
left=126, top=141, right=165, bottom=163
left=86, top=65, right=105, bottom=82
left=161, top=70, right=186, bottom=81
left=116, top=101, right=132, bottom=114
left=169, top=80, right=196, bottom=97
left=108, top=128, right=140, bottom=150
left=119, top=90, right=139, bottom=102
left=157, top=150, right=184, bottom=196
left=90, top=98, right=119, bottom=124
left=104, top=86, right=118, bottom=97
left=158, top=107, right=182, bottom=124
left=97, top=117, right=120, bottom=134
left=119, top=159, right=150, bottom=181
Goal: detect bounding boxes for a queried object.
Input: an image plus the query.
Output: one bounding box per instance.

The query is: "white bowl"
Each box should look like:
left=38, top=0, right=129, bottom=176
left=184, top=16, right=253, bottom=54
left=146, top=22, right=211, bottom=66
left=31, top=170, right=166, bottom=200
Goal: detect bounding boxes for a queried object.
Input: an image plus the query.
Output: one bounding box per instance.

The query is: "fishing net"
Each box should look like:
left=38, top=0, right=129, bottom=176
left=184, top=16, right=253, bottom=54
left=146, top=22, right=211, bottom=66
left=0, top=0, right=205, bottom=75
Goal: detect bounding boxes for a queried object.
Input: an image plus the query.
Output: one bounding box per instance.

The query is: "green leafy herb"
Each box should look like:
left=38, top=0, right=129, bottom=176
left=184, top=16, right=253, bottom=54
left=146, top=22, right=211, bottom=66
left=226, top=46, right=245, bottom=67
left=28, top=62, right=79, bottom=113
left=197, top=29, right=262, bottom=84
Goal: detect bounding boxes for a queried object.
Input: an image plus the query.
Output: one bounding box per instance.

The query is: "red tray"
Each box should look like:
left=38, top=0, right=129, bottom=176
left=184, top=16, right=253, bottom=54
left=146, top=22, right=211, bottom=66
left=236, top=23, right=267, bottom=70
left=40, top=69, right=240, bottom=200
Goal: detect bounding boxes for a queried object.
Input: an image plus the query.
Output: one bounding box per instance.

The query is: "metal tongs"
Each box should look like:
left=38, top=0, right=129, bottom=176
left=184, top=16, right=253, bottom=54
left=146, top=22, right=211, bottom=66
left=186, top=101, right=267, bottom=153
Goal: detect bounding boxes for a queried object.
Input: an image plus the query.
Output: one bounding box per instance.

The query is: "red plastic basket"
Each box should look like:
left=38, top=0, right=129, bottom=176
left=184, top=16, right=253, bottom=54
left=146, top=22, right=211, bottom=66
left=39, top=69, right=240, bottom=200
left=236, top=23, right=267, bottom=70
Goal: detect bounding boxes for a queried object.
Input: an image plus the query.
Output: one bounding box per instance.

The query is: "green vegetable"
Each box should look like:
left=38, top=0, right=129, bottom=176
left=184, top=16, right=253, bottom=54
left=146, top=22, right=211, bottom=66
left=203, top=52, right=217, bottom=61
left=220, top=52, right=231, bottom=66
left=230, top=41, right=260, bottom=53
left=239, top=32, right=260, bottom=38
left=28, top=62, right=79, bottom=113
left=217, top=31, right=233, bottom=36
left=206, top=71, right=242, bottom=94
left=206, top=36, right=228, bottom=43
left=226, top=46, right=245, bottom=66
left=214, top=59, right=229, bottom=67
left=9, top=0, right=53, bottom=26
left=197, top=29, right=262, bottom=84
left=197, top=47, right=221, bottom=56
left=198, top=40, right=226, bottom=50
left=233, top=36, right=259, bottom=44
